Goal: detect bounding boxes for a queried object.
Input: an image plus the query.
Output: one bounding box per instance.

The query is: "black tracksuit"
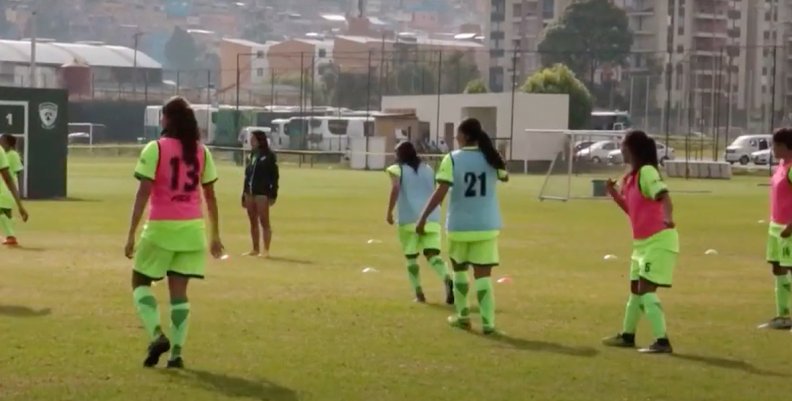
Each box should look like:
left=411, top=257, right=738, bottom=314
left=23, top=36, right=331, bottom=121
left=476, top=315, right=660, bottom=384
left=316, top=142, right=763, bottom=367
left=244, top=150, right=279, bottom=199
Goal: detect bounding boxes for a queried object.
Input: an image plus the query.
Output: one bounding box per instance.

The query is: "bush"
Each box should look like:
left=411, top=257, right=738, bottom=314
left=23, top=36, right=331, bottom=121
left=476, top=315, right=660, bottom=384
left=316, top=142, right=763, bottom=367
left=521, top=64, right=593, bottom=129
left=463, top=78, right=488, bottom=94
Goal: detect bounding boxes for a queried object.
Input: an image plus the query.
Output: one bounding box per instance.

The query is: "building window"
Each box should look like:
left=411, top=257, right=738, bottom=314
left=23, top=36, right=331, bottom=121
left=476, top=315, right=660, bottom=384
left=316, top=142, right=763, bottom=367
left=257, top=68, right=264, bottom=77
left=489, top=66, right=504, bottom=92
left=513, top=3, right=521, bottom=15
left=542, top=0, right=554, bottom=19
left=318, top=49, right=327, bottom=58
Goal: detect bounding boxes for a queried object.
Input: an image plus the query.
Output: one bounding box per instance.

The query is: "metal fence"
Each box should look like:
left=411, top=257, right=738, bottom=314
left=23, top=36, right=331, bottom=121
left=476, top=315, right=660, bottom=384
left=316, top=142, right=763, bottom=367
left=7, top=45, right=791, bottom=160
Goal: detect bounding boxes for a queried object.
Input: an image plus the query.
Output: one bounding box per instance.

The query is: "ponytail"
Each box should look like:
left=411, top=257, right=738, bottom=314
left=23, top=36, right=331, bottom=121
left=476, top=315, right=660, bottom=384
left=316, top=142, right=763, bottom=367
left=458, top=118, right=505, bottom=170
left=395, top=141, right=421, bottom=172
left=162, top=97, right=200, bottom=164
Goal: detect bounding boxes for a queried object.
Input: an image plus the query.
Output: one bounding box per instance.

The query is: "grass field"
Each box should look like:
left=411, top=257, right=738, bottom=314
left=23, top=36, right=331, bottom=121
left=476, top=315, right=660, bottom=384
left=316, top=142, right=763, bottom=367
left=1, top=156, right=791, bottom=401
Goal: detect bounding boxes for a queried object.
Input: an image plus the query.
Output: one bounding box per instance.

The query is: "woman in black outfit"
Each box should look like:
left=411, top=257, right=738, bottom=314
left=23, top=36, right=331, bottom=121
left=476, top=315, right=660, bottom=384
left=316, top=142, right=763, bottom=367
left=243, top=130, right=279, bottom=257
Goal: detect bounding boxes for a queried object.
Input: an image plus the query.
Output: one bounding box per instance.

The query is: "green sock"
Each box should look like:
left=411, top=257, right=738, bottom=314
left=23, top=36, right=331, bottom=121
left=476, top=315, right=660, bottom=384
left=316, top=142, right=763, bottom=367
left=406, top=258, right=422, bottom=294
left=453, top=271, right=470, bottom=320
left=621, top=293, right=642, bottom=334
left=427, top=255, right=451, bottom=281
left=169, top=299, right=190, bottom=360
left=0, top=214, right=14, bottom=237
left=641, top=292, right=667, bottom=339
left=475, top=277, right=496, bottom=330
left=775, top=274, right=791, bottom=317
left=132, top=286, right=161, bottom=340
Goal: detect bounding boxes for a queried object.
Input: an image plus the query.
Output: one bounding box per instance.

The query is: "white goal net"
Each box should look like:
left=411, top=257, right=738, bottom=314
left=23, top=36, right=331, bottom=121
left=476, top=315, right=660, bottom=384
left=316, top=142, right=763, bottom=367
left=536, top=130, right=628, bottom=201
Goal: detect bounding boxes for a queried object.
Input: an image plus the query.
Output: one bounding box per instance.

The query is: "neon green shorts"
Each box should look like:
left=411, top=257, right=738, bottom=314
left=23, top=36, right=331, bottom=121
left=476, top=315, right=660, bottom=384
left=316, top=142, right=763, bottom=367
left=134, top=237, right=206, bottom=280
left=630, top=246, right=677, bottom=287
left=767, top=223, right=792, bottom=267
left=398, top=225, right=441, bottom=257
left=449, top=238, right=499, bottom=267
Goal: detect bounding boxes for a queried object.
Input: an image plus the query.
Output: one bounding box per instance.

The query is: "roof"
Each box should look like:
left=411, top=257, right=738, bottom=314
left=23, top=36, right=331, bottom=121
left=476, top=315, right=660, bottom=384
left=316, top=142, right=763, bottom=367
left=222, top=37, right=272, bottom=49
left=0, top=39, right=161, bottom=69
left=336, top=35, right=396, bottom=44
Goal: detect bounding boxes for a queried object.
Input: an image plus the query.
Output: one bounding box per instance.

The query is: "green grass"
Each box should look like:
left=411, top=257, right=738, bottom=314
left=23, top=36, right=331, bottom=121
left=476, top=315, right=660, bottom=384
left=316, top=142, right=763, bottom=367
left=1, top=156, right=790, bottom=401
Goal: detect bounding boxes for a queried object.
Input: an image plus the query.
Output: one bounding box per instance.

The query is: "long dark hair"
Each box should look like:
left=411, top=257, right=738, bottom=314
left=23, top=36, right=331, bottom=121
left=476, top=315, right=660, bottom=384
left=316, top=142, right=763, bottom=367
left=458, top=118, right=505, bottom=170
left=251, top=130, right=273, bottom=153
left=395, top=141, right=421, bottom=172
left=162, top=97, right=200, bottom=164
left=0, top=133, right=16, bottom=150
left=623, top=130, right=659, bottom=173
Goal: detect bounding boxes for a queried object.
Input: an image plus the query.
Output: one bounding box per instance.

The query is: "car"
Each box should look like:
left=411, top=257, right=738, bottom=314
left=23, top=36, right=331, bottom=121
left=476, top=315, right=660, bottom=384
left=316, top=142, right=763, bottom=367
left=573, top=140, right=596, bottom=153
left=575, top=140, right=620, bottom=163
left=68, top=132, right=91, bottom=144
left=752, top=149, right=777, bottom=165
left=725, top=135, right=771, bottom=165
left=606, top=142, right=675, bottom=165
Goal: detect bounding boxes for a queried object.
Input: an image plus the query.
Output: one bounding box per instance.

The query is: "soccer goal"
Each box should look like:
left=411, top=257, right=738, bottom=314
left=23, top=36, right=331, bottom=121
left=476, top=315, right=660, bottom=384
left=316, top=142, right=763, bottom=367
left=536, top=129, right=628, bottom=201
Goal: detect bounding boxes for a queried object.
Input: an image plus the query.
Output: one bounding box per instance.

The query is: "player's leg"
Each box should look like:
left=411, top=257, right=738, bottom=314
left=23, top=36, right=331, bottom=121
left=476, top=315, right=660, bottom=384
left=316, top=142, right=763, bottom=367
left=469, top=238, right=499, bottom=334
left=131, top=239, right=171, bottom=367
left=165, top=250, right=206, bottom=368
left=398, top=227, right=424, bottom=301
left=0, top=208, right=16, bottom=245
left=447, top=240, right=471, bottom=328
left=254, top=195, right=272, bottom=256
left=760, top=229, right=792, bottom=329
left=635, top=249, right=676, bottom=354
left=603, top=252, right=641, bottom=347
left=244, top=194, right=260, bottom=256
left=422, top=233, right=454, bottom=305
left=166, top=274, right=190, bottom=368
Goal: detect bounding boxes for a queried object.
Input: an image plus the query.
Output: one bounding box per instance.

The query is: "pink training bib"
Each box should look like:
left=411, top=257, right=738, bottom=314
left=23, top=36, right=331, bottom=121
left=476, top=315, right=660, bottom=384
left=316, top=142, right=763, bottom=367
left=622, top=171, right=666, bottom=240
left=771, top=161, right=792, bottom=225
left=149, top=137, right=205, bottom=221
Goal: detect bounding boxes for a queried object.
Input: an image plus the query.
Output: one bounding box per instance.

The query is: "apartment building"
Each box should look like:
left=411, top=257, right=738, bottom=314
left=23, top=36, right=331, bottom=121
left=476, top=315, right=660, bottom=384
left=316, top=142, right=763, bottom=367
left=485, top=0, right=547, bottom=92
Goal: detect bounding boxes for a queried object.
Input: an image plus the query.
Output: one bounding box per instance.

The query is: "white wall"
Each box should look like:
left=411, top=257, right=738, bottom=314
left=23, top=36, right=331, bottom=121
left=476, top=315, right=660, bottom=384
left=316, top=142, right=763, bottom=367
left=381, top=92, right=569, bottom=161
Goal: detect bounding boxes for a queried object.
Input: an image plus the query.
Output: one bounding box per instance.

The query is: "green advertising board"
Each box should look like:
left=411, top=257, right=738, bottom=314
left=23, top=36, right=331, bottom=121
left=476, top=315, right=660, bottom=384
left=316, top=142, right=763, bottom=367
left=0, top=87, right=68, bottom=199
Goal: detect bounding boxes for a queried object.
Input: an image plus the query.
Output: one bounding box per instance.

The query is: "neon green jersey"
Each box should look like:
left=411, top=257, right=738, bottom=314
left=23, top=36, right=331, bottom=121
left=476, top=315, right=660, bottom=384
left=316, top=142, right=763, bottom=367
left=0, top=150, right=22, bottom=209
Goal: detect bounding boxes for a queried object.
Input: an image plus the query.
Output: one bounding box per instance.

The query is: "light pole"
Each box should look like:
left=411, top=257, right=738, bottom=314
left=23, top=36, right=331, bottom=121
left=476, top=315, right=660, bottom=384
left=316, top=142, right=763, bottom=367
left=29, top=9, right=37, bottom=88
left=132, top=30, right=143, bottom=96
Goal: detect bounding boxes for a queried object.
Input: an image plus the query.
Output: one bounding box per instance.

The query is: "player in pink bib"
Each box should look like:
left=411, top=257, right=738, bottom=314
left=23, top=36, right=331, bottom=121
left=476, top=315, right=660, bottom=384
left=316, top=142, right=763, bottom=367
left=603, top=130, right=679, bottom=354
left=759, top=128, right=792, bottom=330
left=124, top=97, right=224, bottom=369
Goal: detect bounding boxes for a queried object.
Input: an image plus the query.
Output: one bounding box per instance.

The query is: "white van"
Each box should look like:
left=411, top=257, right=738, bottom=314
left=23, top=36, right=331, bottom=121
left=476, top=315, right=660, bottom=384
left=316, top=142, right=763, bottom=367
left=725, top=135, right=771, bottom=165
left=238, top=127, right=272, bottom=151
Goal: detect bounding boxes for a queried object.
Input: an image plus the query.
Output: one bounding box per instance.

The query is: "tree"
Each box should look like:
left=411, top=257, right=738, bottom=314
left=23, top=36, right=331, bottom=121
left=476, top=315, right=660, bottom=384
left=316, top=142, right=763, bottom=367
left=165, top=27, right=200, bottom=71
left=537, top=0, right=632, bottom=86
left=441, top=51, right=481, bottom=93
left=464, top=78, right=488, bottom=94
left=521, top=64, right=593, bottom=129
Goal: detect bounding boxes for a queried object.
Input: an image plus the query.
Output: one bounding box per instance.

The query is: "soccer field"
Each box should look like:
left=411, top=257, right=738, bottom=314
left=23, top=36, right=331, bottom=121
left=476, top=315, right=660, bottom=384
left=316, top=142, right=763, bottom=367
left=1, top=156, right=790, bottom=401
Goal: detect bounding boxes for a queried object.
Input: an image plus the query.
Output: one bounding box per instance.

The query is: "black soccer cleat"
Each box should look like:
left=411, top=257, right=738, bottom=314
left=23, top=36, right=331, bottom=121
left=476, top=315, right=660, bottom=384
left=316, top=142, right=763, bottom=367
left=601, top=333, right=636, bottom=348
left=444, top=279, right=455, bottom=305
left=638, top=338, right=673, bottom=354
left=166, top=357, right=185, bottom=369
left=143, top=334, right=171, bottom=368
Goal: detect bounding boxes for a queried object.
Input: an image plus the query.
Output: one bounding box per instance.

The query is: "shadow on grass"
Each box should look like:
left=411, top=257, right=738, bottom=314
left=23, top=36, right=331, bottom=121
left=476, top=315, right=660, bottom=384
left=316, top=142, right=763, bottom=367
left=672, top=354, right=789, bottom=377
left=6, top=245, right=46, bottom=252
left=424, top=303, right=479, bottom=314
left=267, top=256, right=313, bottom=265
left=474, top=331, right=599, bottom=357
left=160, top=369, right=299, bottom=401
left=0, top=305, right=51, bottom=317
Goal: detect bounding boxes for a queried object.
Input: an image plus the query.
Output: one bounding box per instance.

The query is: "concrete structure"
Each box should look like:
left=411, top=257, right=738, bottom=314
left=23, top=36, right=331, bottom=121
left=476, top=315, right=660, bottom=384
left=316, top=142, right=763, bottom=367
left=381, top=92, right=568, bottom=161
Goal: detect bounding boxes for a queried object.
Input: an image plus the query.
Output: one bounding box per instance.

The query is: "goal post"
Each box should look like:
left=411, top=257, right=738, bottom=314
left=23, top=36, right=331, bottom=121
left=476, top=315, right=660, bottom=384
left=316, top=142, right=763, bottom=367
left=534, top=129, right=627, bottom=201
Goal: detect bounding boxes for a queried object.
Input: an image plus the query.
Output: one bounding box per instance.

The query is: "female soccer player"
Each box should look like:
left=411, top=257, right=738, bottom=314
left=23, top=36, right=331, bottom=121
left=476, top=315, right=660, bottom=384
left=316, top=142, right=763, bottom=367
left=760, top=128, right=792, bottom=330
left=0, top=134, right=27, bottom=245
left=386, top=141, right=453, bottom=304
left=416, top=118, right=508, bottom=334
left=602, top=130, right=678, bottom=354
left=124, top=97, right=224, bottom=369
left=242, top=130, right=279, bottom=257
